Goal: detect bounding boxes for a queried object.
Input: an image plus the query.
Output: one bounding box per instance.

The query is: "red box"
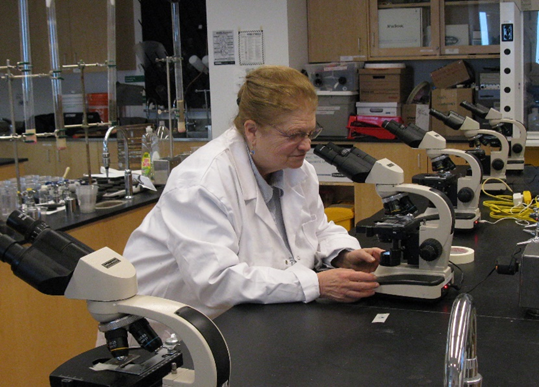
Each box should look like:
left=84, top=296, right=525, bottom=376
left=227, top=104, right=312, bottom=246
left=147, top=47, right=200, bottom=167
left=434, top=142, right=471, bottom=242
left=347, top=115, right=402, bottom=140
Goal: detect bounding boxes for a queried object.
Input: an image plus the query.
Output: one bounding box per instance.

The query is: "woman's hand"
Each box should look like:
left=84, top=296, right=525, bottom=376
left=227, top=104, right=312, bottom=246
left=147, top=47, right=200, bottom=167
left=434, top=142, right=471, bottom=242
left=317, top=269, right=379, bottom=302
left=331, top=247, right=384, bottom=273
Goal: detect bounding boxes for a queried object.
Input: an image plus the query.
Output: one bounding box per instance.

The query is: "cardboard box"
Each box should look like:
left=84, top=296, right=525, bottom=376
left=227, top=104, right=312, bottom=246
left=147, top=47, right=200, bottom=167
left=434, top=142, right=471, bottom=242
left=359, top=67, right=413, bottom=103
left=430, top=88, right=474, bottom=139
left=356, top=102, right=401, bottom=117
left=378, top=8, right=423, bottom=48
left=430, top=60, right=474, bottom=89
left=402, top=104, right=430, bottom=131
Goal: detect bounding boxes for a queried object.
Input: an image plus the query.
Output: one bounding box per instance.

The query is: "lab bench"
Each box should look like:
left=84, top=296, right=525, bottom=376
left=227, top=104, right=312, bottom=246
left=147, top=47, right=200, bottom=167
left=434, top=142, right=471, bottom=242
left=214, top=167, right=539, bottom=386
left=0, top=187, right=162, bottom=387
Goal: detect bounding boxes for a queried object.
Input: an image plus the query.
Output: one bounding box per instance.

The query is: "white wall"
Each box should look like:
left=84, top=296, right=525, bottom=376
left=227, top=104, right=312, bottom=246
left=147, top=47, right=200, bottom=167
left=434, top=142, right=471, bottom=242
left=206, top=0, right=308, bottom=139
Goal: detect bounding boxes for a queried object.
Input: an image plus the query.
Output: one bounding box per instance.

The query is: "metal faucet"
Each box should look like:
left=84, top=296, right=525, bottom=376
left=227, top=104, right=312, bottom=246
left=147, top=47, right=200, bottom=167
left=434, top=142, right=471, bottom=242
left=102, top=125, right=133, bottom=199
left=445, top=293, right=482, bottom=386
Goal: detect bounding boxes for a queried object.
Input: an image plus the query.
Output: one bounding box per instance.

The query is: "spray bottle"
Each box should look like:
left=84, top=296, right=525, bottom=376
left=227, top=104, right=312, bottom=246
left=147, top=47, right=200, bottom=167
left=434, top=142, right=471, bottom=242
left=141, top=126, right=159, bottom=179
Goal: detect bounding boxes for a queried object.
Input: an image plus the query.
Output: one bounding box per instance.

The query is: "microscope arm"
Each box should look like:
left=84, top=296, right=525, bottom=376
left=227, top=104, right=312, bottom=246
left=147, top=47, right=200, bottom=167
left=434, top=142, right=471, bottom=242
left=89, top=295, right=230, bottom=386
left=428, top=148, right=482, bottom=196
left=490, top=118, right=527, bottom=142
left=376, top=183, right=454, bottom=270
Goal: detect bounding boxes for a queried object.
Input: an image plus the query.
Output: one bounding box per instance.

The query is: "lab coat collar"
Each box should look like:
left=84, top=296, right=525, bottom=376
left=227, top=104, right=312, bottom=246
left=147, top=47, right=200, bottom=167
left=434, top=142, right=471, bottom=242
left=226, top=127, right=308, bottom=202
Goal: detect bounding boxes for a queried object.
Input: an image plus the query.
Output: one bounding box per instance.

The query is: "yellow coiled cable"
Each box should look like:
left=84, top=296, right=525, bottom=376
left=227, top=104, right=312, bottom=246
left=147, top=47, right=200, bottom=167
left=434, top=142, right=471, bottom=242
left=481, top=177, right=538, bottom=223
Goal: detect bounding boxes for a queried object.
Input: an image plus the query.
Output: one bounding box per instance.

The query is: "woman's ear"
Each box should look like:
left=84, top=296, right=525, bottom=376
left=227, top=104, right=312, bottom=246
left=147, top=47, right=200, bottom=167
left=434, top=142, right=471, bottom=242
left=244, top=120, right=258, bottom=145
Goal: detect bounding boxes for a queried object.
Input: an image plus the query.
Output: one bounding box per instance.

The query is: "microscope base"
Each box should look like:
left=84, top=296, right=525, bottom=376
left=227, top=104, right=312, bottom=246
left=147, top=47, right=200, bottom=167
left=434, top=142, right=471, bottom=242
left=422, top=208, right=480, bottom=230
left=482, top=178, right=506, bottom=192
left=374, top=265, right=453, bottom=300
left=506, top=160, right=525, bottom=172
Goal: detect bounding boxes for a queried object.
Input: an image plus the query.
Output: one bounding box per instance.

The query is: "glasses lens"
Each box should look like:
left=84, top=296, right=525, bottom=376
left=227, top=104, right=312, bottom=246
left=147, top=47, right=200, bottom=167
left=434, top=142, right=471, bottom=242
left=310, top=125, right=323, bottom=140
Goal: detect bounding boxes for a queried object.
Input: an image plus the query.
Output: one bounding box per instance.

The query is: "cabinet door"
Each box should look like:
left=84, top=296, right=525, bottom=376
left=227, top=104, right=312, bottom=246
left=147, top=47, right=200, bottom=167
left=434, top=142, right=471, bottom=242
left=369, top=0, right=440, bottom=58
left=440, top=0, right=500, bottom=56
left=307, top=0, right=369, bottom=63
left=0, top=0, right=134, bottom=74
left=63, top=0, right=108, bottom=68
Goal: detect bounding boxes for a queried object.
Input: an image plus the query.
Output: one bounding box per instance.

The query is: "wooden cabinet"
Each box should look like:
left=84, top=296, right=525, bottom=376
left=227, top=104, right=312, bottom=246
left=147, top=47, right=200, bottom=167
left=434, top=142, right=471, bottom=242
left=0, top=0, right=135, bottom=74
left=440, top=0, right=500, bottom=56
left=0, top=140, right=102, bottom=178
left=307, top=0, right=369, bottom=63
left=369, top=0, right=440, bottom=58
left=307, top=0, right=501, bottom=61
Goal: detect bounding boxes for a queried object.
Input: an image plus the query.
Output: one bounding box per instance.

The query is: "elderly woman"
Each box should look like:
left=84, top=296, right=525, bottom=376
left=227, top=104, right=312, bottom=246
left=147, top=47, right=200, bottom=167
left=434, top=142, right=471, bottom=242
left=123, top=65, right=383, bottom=324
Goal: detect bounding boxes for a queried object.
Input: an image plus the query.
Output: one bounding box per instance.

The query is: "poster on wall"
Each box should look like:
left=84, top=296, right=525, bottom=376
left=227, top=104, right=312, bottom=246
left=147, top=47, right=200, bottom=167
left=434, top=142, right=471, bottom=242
left=238, top=30, right=264, bottom=66
left=213, top=30, right=236, bottom=65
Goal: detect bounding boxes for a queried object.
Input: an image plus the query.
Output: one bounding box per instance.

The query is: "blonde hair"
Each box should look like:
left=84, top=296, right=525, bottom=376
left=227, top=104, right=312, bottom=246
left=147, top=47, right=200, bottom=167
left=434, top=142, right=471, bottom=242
left=234, top=65, right=317, bottom=134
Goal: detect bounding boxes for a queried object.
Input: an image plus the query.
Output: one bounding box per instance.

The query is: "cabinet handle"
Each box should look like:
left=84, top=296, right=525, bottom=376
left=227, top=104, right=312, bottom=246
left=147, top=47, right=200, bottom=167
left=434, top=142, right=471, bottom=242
left=358, top=38, right=361, bottom=53
left=417, top=154, right=421, bottom=169
left=47, top=149, right=50, bottom=163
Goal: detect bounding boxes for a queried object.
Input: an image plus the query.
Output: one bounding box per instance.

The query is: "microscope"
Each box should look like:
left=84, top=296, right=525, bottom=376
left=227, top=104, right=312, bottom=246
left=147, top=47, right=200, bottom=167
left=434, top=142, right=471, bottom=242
left=314, top=143, right=455, bottom=300
left=460, top=100, right=526, bottom=173
left=381, top=119, right=482, bottom=230
left=0, top=211, right=230, bottom=387
left=430, top=107, right=510, bottom=191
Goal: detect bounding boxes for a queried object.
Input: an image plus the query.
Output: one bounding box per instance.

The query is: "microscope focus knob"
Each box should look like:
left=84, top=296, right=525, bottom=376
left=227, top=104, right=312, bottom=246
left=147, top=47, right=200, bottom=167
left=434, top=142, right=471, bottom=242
left=492, top=158, right=505, bottom=171
left=457, top=187, right=475, bottom=203
left=512, top=143, right=523, bottom=154
left=419, top=239, right=443, bottom=261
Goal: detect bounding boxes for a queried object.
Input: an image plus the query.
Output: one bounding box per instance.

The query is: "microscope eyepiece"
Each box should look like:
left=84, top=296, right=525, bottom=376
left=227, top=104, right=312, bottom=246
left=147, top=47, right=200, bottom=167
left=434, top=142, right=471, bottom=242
left=460, top=100, right=489, bottom=118
left=382, top=120, right=426, bottom=148
left=6, top=210, right=49, bottom=243
left=429, top=109, right=465, bottom=130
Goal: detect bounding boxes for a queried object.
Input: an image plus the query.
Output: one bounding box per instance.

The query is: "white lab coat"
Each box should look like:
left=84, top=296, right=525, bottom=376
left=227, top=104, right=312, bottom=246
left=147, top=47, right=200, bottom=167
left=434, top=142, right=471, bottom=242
left=123, top=127, right=361, bottom=322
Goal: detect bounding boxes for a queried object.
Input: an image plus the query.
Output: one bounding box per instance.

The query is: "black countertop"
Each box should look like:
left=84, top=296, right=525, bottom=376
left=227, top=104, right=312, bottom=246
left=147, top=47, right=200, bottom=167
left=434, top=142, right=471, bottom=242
left=0, top=158, right=28, bottom=166
left=214, top=167, right=539, bottom=386
left=43, top=187, right=163, bottom=232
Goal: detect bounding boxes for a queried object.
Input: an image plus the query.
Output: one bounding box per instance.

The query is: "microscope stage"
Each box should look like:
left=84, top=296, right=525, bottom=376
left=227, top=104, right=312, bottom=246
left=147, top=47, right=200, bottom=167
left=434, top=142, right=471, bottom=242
left=375, top=266, right=453, bottom=300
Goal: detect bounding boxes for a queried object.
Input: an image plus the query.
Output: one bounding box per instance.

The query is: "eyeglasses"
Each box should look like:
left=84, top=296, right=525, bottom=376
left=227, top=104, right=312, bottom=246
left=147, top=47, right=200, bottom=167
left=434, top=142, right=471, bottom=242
left=270, top=123, right=324, bottom=143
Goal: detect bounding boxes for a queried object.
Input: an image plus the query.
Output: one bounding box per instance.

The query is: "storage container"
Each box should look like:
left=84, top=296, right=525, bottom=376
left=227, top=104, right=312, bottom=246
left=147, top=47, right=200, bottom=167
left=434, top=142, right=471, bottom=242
left=316, top=91, right=358, bottom=138
left=356, top=102, right=401, bottom=117
left=324, top=205, right=354, bottom=231
left=305, top=62, right=361, bottom=92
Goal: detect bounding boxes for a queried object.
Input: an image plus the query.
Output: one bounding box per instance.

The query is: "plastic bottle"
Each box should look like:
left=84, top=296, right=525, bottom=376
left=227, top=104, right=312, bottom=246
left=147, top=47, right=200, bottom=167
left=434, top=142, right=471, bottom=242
left=141, top=126, right=156, bottom=178
left=528, top=107, right=539, bottom=131
left=156, top=120, right=171, bottom=159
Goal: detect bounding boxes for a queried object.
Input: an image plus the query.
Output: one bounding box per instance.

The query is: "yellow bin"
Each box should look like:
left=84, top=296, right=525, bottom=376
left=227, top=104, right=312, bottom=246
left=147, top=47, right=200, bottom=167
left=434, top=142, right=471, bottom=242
left=324, top=205, right=354, bottom=231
